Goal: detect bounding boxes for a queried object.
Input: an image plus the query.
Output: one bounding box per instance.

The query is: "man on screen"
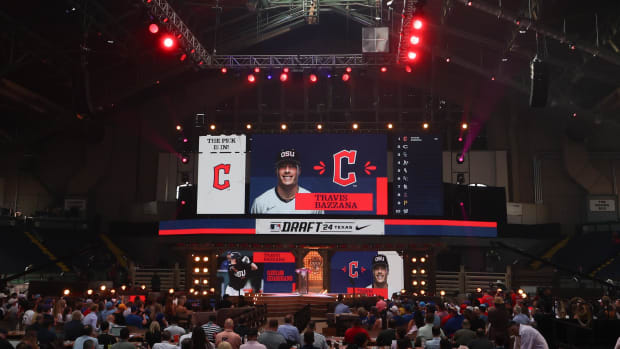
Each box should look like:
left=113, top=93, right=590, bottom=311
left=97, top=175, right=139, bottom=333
left=251, top=149, right=323, bottom=214
left=226, top=252, right=259, bottom=296
left=367, top=254, right=389, bottom=289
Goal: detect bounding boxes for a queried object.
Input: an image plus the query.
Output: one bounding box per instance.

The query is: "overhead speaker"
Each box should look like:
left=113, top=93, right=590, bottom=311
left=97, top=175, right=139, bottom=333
left=362, top=27, right=389, bottom=53
left=529, top=56, right=548, bottom=108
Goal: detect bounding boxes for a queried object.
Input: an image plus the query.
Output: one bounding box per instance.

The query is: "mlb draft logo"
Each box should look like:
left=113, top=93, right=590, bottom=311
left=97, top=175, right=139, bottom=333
left=269, top=223, right=282, bottom=232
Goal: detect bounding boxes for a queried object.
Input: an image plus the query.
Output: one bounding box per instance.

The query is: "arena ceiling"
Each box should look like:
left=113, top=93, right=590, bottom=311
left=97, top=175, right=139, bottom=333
left=1, top=0, right=620, bottom=144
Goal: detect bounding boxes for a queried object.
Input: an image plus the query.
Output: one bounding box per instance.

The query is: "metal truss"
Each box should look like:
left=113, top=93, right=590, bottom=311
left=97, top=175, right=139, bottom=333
left=211, top=54, right=396, bottom=67
left=142, top=0, right=212, bottom=65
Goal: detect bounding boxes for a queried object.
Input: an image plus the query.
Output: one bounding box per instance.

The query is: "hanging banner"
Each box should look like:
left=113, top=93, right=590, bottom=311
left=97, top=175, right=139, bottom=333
left=197, top=135, right=247, bottom=214
left=255, top=218, right=384, bottom=235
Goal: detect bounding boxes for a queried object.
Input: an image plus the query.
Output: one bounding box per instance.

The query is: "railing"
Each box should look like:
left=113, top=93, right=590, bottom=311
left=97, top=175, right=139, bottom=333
left=133, top=266, right=185, bottom=291
left=436, top=265, right=509, bottom=295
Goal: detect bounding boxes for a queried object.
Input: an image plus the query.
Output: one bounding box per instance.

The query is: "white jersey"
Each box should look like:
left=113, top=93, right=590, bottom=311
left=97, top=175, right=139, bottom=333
left=250, top=186, right=323, bottom=214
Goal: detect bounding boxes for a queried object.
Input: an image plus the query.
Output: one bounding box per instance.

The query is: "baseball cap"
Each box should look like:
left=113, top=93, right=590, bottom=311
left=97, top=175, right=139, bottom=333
left=419, top=301, right=426, bottom=307
left=275, top=149, right=300, bottom=166
left=372, top=255, right=389, bottom=269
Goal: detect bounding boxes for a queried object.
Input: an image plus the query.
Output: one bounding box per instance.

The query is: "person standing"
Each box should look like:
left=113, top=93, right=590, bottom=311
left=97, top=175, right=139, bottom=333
left=258, top=320, right=286, bottom=349
left=240, top=329, right=266, bottom=349
left=215, top=319, right=242, bottom=349
left=508, top=322, right=549, bottom=349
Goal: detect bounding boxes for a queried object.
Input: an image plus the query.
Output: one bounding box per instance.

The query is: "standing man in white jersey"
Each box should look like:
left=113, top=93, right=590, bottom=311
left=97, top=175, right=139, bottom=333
left=251, top=148, right=323, bottom=214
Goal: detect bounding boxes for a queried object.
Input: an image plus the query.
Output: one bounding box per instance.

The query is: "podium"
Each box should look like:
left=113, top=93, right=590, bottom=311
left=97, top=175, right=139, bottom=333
left=296, top=268, right=309, bottom=294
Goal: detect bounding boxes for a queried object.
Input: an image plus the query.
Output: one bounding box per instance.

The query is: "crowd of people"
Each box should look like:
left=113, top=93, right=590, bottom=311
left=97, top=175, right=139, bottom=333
left=0, top=288, right=619, bottom=349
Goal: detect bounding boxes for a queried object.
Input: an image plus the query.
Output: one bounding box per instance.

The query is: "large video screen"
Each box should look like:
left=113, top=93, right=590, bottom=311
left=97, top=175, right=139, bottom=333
left=329, top=251, right=403, bottom=298
left=216, top=251, right=297, bottom=295
left=250, top=134, right=388, bottom=215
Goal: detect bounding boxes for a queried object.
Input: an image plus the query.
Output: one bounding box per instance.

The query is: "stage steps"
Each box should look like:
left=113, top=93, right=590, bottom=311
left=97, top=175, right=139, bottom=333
left=246, top=293, right=335, bottom=318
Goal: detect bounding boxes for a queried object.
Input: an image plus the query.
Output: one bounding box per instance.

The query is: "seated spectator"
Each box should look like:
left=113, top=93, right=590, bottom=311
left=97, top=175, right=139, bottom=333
left=423, top=327, right=441, bottom=349
left=145, top=321, right=162, bottom=349
left=153, top=331, right=177, bottom=349
left=98, top=321, right=117, bottom=349
left=344, top=319, right=369, bottom=345
left=305, top=322, right=327, bottom=349
left=258, top=320, right=286, bottom=349
left=111, top=328, right=135, bottom=349
left=334, top=295, right=351, bottom=314
left=215, top=319, right=241, bottom=349
left=73, top=325, right=99, bottom=349
left=64, top=311, right=84, bottom=341
left=277, top=315, right=301, bottom=346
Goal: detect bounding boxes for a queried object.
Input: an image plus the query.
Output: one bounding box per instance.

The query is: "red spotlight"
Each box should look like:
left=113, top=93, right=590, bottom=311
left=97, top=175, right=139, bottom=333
left=280, top=73, right=288, bottom=82
left=179, top=53, right=187, bottom=61
left=345, top=67, right=352, bottom=73
left=181, top=157, right=188, bottom=163
left=407, top=51, right=417, bottom=60
left=413, top=19, right=423, bottom=30
left=181, top=200, right=187, bottom=205
left=247, top=74, right=256, bottom=83
left=410, top=35, right=420, bottom=45
left=254, top=67, right=260, bottom=73
left=149, top=23, right=159, bottom=34
left=309, top=74, right=318, bottom=83
left=405, top=65, right=413, bottom=73
left=283, top=67, right=289, bottom=73
left=380, top=66, right=387, bottom=73
left=221, top=67, right=227, bottom=74
left=459, top=201, right=464, bottom=207
left=458, top=137, right=463, bottom=142
left=162, top=36, right=175, bottom=49
left=183, top=138, right=188, bottom=143
left=342, top=73, right=350, bottom=82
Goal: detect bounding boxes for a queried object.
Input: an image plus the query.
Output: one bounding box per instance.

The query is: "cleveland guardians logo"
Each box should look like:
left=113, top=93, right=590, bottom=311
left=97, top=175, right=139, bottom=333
left=341, top=261, right=367, bottom=278
left=213, top=164, right=231, bottom=190
left=313, top=149, right=377, bottom=187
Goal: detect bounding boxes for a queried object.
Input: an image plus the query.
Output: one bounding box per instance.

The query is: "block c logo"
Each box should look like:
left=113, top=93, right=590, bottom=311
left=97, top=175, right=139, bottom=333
left=213, top=164, right=231, bottom=190
left=348, top=261, right=359, bottom=278
left=333, top=150, right=357, bottom=187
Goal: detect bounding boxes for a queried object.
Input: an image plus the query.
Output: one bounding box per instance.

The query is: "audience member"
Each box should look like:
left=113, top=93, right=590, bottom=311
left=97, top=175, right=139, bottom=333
left=240, top=328, right=265, bottom=349
left=64, top=311, right=84, bottom=341
left=344, top=319, right=369, bottom=345
left=202, top=315, right=223, bottom=343
left=277, top=315, right=301, bottom=346
left=453, top=319, right=475, bottom=347
left=305, top=322, right=327, bottom=349
left=145, top=321, right=162, bottom=349
left=258, top=319, right=286, bottom=349
left=153, top=330, right=177, bottom=349
left=98, top=321, right=117, bottom=349
left=111, top=328, right=135, bottom=349
left=215, top=319, right=242, bottom=349
left=73, top=325, right=99, bottom=349
left=467, top=329, right=493, bottom=349
left=334, top=295, right=351, bottom=314
left=507, top=321, right=549, bottom=349
left=376, top=319, right=397, bottom=346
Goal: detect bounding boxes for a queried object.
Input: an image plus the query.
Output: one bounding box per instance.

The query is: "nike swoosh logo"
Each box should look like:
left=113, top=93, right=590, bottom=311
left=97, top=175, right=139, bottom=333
left=355, top=225, right=371, bottom=230
left=267, top=206, right=276, bottom=211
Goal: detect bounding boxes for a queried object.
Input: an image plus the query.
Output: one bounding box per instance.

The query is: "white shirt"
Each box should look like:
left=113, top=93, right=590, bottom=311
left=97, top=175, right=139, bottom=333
left=240, top=341, right=267, bottom=349
left=22, top=310, right=35, bottom=325
left=164, top=325, right=186, bottom=337
left=83, top=312, right=98, bottom=328
left=515, top=325, right=549, bottom=349
left=153, top=341, right=178, bottom=349
left=250, top=187, right=323, bottom=214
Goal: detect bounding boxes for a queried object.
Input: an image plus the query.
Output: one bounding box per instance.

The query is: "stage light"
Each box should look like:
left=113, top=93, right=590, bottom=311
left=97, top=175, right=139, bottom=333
left=202, top=290, right=208, bottom=295
left=141, top=284, right=146, bottom=290
left=440, top=290, right=446, bottom=296
left=352, top=123, right=359, bottom=130
left=467, top=0, right=472, bottom=6
left=420, top=290, right=426, bottom=295
left=210, top=288, right=215, bottom=293
left=283, top=67, right=289, bottom=73
left=254, top=67, right=260, bottom=73
left=100, top=285, right=106, bottom=291
left=179, top=53, right=187, bottom=62
left=387, top=123, right=393, bottom=129
left=267, top=74, right=273, bottom=80
left=221, top=67, right=227, bottom=74
left=423, top=122, right=429, bottom=129
left=458, top=137, right=463, bottom=142
left=400, top=289, right=406, bottom=294
left=410, top=35, right=420, bottom=45
left=380, top=66, right=388, bottom=73
left=411, top=257, right=417, bottom=263
left=405, top=65, right=412, bottom=73
left=121, top=285, right=126, bottom=291
left=445, top=57, right=451, bottom=63
left=413, top=19, right=423, bottom=30
left=420, top=257, right=426, bottom=263
left=194, top=256, right=200, bottom=262
left=459, top=201, right=464, bottom=207
left=194, top=279, right=199, bottom=284
left=316, top=124, right=323, bottom=130
left=407, top=51, right=417, bottom=60
left=421, top=280, right=426, bottom=286
left=189, top=288, right=195, bottom=293
left=209, top=124, right=216, bottom=130
left=491, top=75, right=495, bottom=81
left=162, top=36, right=175, bottom=49
left=181, top=156, right=189, bottom=164
left=412, top=280, right=418, bottom=286
left=63, top=289, right=70, bottom=296
left=203, top=256, right=208, bottom=262
left=521, top=293, right=527, bottom=298
left=342, top=73, right=350, bottom=82
left=456, top=153, right=464, bottom=164
left=194, top=291, right=199, bottom=295
left=518, top=289, right=524, bottom=294
left=110, top=289, right=116, bottom=294
left=309, top=74, right=318, bottom=83
left=280, top=73, right=288, bottom=82
left=176, top=125, right=182, bottom=131
left=247, top=74, right=256, bottom=83
left=203, top=279, right=208, bottom=284
left=194, top=267, right=200, bottom=273
left=476, top=287, right=482, bottom=293
left=412, top=269, right=418, bottom=274
left=461, top=122, right=468, bottom=129
left=420, top=269, right=426, bottom=274
left=169, top=288, right=175, bottom=294
left=497, top=288, right=503, bottom=292
left=570, top=44, right=576, bottom=50
left=87, top=289, right=93, bottom=295
left=281, top=124, right=287, bottom=130
left=183, top=138, right=188, bottom=143
left=203, top=268, right=208, bottom=273
left=149, top=23, right=159, bottom=34
left=345, top=67, right=352, bottom=73
left=572, top=113, right=577, bottom=118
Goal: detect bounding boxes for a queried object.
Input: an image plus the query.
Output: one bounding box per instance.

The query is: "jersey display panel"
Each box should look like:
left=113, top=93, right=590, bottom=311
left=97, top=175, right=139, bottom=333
left=216, top=251, right=296, bottom=295
left=329, top=251, right=403, bottom=298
